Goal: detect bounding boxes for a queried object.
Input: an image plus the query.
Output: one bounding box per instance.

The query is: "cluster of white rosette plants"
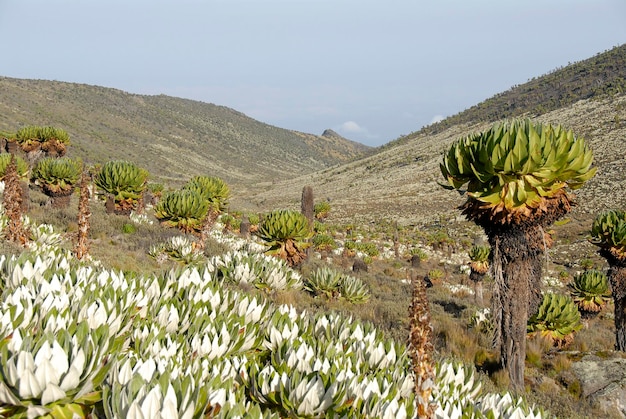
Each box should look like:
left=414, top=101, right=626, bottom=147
left=0, top=214, right=549, bottom=418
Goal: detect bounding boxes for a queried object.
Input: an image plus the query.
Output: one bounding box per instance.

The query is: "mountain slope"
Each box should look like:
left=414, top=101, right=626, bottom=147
left=387, top=44, right=626, bottom=146
left=0, top=77, right=370, bottom=195
left=248, top=45, right=626, bottom=225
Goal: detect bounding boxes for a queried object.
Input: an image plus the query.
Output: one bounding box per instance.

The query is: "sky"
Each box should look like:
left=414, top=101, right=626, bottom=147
left=1, top=1, right=625, bottom=147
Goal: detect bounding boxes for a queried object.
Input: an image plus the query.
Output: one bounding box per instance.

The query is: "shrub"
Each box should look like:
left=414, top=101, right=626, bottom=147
left=314, top=201, right=331, bottom=220
left=183, top=176, right=230, bottom=213
left=569, top=269, right=611, bottom=314
left=31, top=156, right=82, bottom=197
left=154, top=189, right=209, bottom=234
left=312, top=233, right=337, bottom=252
left=528, top=293, right=583, bottom=348
left=94, top=160, right=148, bottom=214
left=257, top=209, right=313, bottom=267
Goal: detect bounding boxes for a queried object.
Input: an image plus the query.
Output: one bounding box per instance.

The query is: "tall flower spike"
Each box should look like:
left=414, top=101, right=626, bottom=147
left=74, top=170, right=91, bottom=260
left=408, top=270, right=435, bottom=418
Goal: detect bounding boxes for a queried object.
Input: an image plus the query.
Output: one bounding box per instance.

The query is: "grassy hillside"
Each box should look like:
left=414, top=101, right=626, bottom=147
left=0, top=77, right=371, bottom=196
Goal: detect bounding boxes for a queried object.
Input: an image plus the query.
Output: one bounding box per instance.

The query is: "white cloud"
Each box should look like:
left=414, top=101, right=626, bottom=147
left=338, top=120, right=367, bottom=134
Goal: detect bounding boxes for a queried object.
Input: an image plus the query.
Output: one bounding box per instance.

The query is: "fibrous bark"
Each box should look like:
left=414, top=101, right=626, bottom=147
left=2, top=155, right=29, bottom=246
left=601, top=249, right=626, bottom=351
left=466, top=192, right=572, bottom=390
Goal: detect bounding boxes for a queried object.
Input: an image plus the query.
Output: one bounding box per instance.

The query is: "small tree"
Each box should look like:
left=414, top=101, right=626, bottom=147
left=154, top=190, right=209, bottom=235
left=440, top=119, right=596, bottom=389
left=182, top=176, right=229, bottom=248
left=257, top=209, right=313, bottom=267
left=468, top=245, right=490, bottom=304
left=590, top=209, right=626, bottom=350
left=569, top=270, right=611, bottom=315
left=31, top=157, right=82, bottom=208
left=94, top=160, right=148, bottom=215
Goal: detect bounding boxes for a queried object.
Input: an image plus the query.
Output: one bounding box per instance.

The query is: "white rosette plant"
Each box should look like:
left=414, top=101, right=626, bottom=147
left=0, top=323, right=120, bottom=418
left=101, top=360, right=212, bottom=419
left=215, top=251, right=303, bottom=291
left=0, top=217, right=553, bottom=419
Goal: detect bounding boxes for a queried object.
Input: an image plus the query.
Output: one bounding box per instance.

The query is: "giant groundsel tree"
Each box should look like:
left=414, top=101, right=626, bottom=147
left=94, top=160, right=149, bottom=215
left=440, top=118, right=596, bottom=389
left=590, top=209, right=626, bottom=350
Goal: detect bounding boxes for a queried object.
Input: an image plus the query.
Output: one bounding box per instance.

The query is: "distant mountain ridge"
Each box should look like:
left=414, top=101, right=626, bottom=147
left=387, top=44, right=626, bottom=147
left=0, top=77, right=371, bottom=195
left=1, top=44, right=625, bottom=222
left=248, top=44, right=626, bottom=224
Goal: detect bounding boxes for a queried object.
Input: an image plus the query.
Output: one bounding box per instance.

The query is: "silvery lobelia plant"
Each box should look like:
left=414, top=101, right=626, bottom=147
left=0, top=221, right=550, bottom=418
left=304, top=267, right=370, bottom=303
left=149, top=235, right=204, bottom=265
left=214, top=251, right=303, bottom=291
left=0, top=323, right=119, bottom=418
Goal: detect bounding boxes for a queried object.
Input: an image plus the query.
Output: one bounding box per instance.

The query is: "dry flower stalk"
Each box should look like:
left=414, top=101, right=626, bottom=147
left=408, top=269, right=436, bottom=418
left=74, top=171, right=91, bottom=259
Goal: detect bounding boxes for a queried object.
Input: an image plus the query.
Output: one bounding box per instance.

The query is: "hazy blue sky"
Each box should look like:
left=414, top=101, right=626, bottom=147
left=1, top=1, right=625, bottom=146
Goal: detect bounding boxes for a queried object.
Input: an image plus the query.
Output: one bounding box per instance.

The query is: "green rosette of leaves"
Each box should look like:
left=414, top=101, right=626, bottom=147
left=154, top=189, right=209, bottom=233
left=94, top=160, right=148, bottom=203
left=440, top=119, right=596, bottom=224
left=527, top=293, right=582, bottom=348
left=590, top=209, right=626, bottom=258
left=570, top=269, right=611, bottom=313
left=257, top=209, right=313, bottom=267
left=32, top=157, right=82, bottom=196
left=183, top=175, right=230, bottom=213
left=468, top=245, right=490, bottom=274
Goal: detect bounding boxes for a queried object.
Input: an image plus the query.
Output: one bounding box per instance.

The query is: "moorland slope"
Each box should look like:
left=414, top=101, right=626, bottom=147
left=0, top=77, right=371, bottom=196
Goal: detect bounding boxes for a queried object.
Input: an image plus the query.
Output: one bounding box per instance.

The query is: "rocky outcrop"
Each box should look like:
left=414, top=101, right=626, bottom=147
left=570, top=353, right=626, bottom=418
left=321, top=129, right=344, bottom=139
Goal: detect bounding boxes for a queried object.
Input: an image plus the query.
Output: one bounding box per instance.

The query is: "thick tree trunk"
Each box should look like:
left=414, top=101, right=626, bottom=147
left=615, top=293, right=626, bottom=351
left=301, top=186, right=314, bottom=226
left=463, top=191, right=572, bottom=390
left=469, top=270, right=484, bottom=305
left=605, top=259, right=626, bottom=351
left=488, top=225, right=546, bottom=390
left=496, top=253, right=532, bottom=389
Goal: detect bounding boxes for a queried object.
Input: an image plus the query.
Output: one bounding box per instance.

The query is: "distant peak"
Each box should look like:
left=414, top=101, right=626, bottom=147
left=321, top=129, right=343, bottom=138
